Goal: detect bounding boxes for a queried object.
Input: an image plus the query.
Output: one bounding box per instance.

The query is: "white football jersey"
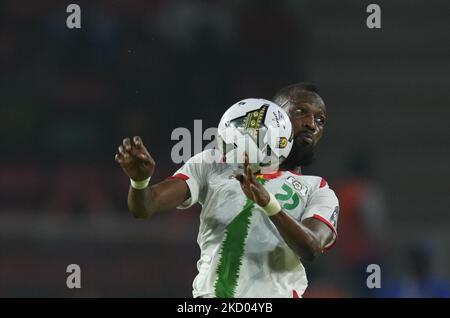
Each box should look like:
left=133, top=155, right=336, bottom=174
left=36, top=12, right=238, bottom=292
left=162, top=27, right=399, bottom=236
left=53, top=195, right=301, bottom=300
left=170, top=149, right=339, bottom=298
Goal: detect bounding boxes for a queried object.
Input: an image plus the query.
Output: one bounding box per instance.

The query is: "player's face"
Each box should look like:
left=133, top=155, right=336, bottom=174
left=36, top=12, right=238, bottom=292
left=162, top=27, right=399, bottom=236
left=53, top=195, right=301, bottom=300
left=284, top=96, right=326, bottom=148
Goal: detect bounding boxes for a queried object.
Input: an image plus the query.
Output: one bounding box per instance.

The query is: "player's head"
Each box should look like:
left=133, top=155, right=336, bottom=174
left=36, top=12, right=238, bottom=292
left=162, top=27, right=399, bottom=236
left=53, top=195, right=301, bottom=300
left=273, top=82, right=326, bottom=168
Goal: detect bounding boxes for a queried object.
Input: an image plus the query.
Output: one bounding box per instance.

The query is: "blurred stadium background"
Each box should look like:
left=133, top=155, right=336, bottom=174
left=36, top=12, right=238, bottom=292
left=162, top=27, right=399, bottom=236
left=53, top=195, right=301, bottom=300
left=0, top=0, right=449, bottom=297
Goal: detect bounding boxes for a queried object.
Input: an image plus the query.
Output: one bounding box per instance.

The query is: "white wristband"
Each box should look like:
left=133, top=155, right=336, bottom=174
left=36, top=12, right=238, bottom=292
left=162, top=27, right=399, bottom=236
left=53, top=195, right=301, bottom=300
left=130, top=177, right=151, bottom=190
left=262, top=192, right=281, bottom=216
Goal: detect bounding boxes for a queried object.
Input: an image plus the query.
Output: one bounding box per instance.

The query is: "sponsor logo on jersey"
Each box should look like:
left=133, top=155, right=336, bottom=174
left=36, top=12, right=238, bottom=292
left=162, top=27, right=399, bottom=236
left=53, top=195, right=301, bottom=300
left=286, top=176, right=308, bottom=196
left=330, top=206, right=339, bottom=228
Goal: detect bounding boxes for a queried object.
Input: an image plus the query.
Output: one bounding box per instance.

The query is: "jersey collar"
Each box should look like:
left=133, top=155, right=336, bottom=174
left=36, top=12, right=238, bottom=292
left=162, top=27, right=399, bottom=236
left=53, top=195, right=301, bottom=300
left=256, top=171, right=284, bottom=180
left=256, top=169, right=303, bottom=180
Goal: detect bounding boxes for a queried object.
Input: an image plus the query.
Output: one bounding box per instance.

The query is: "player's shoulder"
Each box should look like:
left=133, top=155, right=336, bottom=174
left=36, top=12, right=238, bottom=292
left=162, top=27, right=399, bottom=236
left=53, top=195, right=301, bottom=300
left=184, top=148, right=226, bottom=173
left=186, top=149, right=221, bottom=163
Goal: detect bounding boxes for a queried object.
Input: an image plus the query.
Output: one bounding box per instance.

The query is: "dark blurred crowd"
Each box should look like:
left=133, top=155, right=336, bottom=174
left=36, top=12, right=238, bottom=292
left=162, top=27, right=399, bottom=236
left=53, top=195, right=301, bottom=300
left=0, top=0, right=306, bottom=214
left=1, top=0, right=449, bottom=298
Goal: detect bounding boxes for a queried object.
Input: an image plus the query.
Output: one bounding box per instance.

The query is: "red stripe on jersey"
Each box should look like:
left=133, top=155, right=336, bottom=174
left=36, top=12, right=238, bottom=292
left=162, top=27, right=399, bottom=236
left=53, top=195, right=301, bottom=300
left=320, top=178, right=328, bottom=188
left=256, top=171, right=283, bottom=180
left=293, top=289, right=299, bottom=298
left=167, top=173, right=190, bottom=181
left=312, top=213, right=338, bottom=251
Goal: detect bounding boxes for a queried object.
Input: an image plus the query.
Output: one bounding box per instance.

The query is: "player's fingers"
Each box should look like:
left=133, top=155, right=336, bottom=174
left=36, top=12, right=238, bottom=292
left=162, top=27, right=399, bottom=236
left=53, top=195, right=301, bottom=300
left=122, top=137, right=132, bottom=151
left=234, top=173, right=245, bottom=185
left=244, top=174, right=253, bottom=190
left=134, top=144, right=155, bottom=166
left=245, top=161, right=253, bottom=182
left=138, top=153, right=151, bottom=162
left=241, top=153, right=247, bottom=172
left=250, top=184, right=269, bottom=206
left=116, top=153, right=128, bottom=165
left=133, top=136, right=143, bottom=148
left=140, top=143, right=154, bottom=158
left=248, top=165, right=258, bottom=184
left=250, top=184, right=260, bottom=196
left=118, top=146, right=130, bottom=160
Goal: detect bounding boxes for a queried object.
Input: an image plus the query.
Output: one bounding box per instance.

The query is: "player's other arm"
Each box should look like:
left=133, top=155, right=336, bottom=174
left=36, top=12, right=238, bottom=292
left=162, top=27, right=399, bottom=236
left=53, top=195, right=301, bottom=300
left=115, top=136, right=190, bottom=219
left=267, top=213, right=333, bottom=261
left=236, top=154, right=334, bottom=261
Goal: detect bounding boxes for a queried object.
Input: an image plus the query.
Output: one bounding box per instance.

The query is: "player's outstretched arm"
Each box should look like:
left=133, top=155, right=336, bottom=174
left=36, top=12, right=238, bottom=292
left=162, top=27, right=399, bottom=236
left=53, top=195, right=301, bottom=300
left=115, top=136, right=190, bottom=218
left=235, top=153, right=333, bottom=261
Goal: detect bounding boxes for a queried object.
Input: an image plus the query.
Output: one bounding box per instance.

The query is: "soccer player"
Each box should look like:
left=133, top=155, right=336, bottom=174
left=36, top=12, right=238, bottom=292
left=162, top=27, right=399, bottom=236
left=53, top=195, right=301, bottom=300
left=115, top=83, right=339, bottom=298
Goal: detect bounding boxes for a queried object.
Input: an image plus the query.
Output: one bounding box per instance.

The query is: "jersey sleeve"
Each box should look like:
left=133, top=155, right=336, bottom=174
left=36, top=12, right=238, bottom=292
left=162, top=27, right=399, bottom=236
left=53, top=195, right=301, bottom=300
left=301, top=179, right=340, bottom=249
left=168, top=150, right=214, bottom=209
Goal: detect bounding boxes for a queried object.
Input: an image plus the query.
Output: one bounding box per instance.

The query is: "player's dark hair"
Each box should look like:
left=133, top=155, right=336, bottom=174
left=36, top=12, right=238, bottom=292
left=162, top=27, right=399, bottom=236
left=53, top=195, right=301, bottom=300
left=272, top=82, right=322, bottom=107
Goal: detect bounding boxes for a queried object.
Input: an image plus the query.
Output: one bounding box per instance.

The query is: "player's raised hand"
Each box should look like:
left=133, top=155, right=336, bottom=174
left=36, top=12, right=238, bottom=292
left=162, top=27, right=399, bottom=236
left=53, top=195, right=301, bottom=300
left=235, top=152, right=270, bottom=207
left=115, top=136, right=155, bottom=181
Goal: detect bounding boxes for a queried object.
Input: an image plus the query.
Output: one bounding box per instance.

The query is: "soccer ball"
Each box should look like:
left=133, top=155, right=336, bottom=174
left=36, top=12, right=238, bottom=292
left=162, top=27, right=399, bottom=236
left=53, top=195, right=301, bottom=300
left=217, top=98, right=293, bottom=173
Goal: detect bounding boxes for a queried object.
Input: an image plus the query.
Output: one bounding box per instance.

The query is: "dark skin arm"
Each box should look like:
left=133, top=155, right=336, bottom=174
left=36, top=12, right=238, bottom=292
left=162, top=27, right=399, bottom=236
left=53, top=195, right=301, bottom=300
left=115, top=136, right=190, bottom=218
left=269, top=214, right=333, bottom=261
left=115, top=138, right=333, bottom=260
left=235, top=153, right=334, bottom=261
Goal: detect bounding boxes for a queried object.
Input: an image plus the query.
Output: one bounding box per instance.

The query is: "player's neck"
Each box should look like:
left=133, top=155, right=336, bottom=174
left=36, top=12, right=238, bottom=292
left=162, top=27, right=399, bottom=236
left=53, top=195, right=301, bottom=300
left=279, top=162, right=302, bottom=174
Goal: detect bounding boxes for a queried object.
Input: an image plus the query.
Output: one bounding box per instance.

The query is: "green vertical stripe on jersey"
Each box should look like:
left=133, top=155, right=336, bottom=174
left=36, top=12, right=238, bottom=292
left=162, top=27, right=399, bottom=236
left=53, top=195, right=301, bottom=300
left=214, top=178, right=266, bottom=298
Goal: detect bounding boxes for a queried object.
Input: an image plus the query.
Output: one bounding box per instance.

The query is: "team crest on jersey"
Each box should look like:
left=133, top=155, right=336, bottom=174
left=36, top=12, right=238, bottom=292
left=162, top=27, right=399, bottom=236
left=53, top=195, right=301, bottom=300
left=286, top=176, right=308, bottom=196
left=330, top=206, right=339, bottom=228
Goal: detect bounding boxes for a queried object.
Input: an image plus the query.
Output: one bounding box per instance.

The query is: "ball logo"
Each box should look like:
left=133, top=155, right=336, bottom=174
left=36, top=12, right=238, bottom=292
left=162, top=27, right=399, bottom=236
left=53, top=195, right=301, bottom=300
left=278, top=137, right=288, bottom=149
left=243, top=105, right=268, bottom=129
